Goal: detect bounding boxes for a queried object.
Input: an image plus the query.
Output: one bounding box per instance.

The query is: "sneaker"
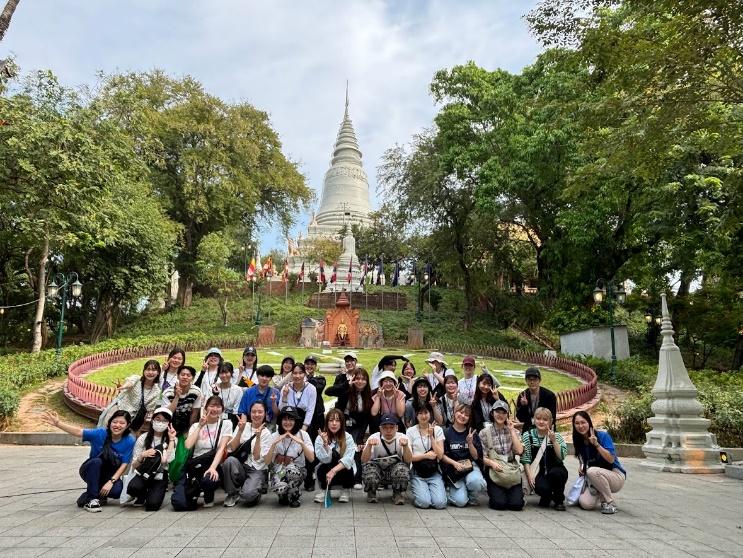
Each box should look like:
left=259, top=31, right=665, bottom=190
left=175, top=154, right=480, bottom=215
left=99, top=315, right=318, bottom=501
left=367, top=490, right=378, bottom=503
left=84, top=499, right=102, bottom=513
left=314, top=491, right=325, bottom=503
left=338, top=489, right=350, bottom=503
left=76, top=492, right=89, bottom=508
left=554, top=502, right=566, bottom=511
left=353, top=483, right=363, bottom=490
left=392, top=491, right=405, bottom=506
left=203, top=500, right=214, bottom=508
left=601, top=501, right=618, bottom=514
left=289, top=497, right=301, bottom=508
left=224, top=493, right=239, bottom=508
left=132, top=497, right=146, bottom=508
left=467, top=498, right=480, bottom=507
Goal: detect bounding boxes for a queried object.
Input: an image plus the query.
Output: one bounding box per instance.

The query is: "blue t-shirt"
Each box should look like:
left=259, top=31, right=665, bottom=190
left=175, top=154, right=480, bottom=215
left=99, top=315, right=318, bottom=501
left=238, top=385, right=279, bottom=421
left=82, top=428, right=136, bottom=464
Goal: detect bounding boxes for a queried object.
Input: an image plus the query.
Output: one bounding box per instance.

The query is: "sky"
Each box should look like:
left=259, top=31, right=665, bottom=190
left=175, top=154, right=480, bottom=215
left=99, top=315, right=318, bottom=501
left=3, top=0, right=543, bottom=252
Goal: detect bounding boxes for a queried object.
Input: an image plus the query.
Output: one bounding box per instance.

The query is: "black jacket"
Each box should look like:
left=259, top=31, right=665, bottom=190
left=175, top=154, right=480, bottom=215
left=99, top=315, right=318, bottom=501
left=516, top=386, right=557, bottom=433
left=470, top=392, right=507, bottom=432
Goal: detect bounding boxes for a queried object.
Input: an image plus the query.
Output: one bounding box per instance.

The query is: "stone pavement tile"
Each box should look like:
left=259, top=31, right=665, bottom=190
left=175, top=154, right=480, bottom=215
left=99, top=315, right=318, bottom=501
left=18, top=536, right=72, bottom=548
left=355, top=526, right=393, bottom=538
left=222, top=549, right=269, bottom=558
left=483, top=549, right=529, bottom=558
left=525, top=550, right=570, bottom=558
left=432, top=536, right=480, bottom=548
left=315, top=526, right=354, bottom=537
left=311, top=548, right=357, bottom=558
left=549, top=537, right=599, bottom=550
left=397, top=549, right=445, bottom=558
left=39, top=548, right=90, bottom=558
left=565, top=551, right=612, bottom=557
left=186, top=535, right=236, bottom=548
left=0, top=536, right=26, bottom=548
left=142, top=535, right=196, bottom=548
left=313, top=535, right=354, bottom=548
left=174, top=549, right=225, bottom=558
left=192, top=526, right=241, bottom=538
left=440, top=548, right=489, bottom=558
left=266, top=546, right=313, bottom=558
left=128, top=550, right=180, bottom=558
left=357, top=548, right=401, bottom=558
left=668, top=539, right=719, bottom=553
left=84, top=547, right=139, bottom=558
left=0, top=549, right=48, bottom=557
left=395, top=535, right=440, bottom=548
left=471, top=537, right=513, bottom=550
left=230, top=533, right=277, bottom=547
left=104, top=534, right=153, bottom=549
left=514, top=538, right=559, bottom=551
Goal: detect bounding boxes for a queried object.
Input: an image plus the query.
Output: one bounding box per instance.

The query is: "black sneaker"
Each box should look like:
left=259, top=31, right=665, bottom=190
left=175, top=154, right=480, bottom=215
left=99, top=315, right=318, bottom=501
left=289, top=498, right=301, bottom=508
left=554, top=502, right=566, bottom=511
left=538, top=497, right=551, bottom=508
left=76, top=492, right=89, bottom=508
left=84, top=499, right=102, bottom=513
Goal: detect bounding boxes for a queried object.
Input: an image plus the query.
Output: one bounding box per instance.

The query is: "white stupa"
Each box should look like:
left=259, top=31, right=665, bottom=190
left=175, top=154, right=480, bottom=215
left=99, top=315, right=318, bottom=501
left=287, top=85, right=371, bottom=281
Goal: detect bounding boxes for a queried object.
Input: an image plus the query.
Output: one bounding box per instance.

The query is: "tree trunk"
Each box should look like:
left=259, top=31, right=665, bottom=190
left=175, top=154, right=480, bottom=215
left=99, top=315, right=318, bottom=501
left=30, top=235, right=48, bottom=353
left=732, top=335, right=743, bottom=371
left=219, top=298, right=228, bottom=327
left=177, top=275, right=193, bottom=307
left=455, top=236, right=473, bottom=330
left=0, top=0, right=21, bottom=42
left=90, top=292, right=114, bottom=344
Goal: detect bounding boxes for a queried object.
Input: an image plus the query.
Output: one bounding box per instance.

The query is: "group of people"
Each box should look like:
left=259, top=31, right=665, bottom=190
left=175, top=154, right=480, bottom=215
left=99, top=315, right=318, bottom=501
left=44, top=347, right=626, bottom=516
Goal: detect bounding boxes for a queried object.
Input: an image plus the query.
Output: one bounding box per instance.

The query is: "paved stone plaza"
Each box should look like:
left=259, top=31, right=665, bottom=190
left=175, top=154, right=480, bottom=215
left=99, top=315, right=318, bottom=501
left=0, top=446, right=741, bottom=558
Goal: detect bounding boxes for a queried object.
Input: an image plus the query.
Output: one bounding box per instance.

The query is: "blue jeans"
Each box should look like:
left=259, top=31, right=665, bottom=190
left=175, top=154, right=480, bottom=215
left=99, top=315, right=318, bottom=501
left=447, top=464, right=486, bottom=507
left=79, top=457, right=123, bottom=503
left=410, top=472, right=447, bottom=509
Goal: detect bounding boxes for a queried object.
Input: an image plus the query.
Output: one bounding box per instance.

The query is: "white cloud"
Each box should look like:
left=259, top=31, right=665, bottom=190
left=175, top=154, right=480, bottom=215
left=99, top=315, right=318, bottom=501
left=3, top=0, right=542, bottom=251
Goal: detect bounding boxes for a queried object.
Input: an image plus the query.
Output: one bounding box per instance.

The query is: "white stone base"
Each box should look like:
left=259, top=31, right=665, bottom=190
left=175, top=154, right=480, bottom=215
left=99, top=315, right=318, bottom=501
left=559, top=326, right=630, bottom=361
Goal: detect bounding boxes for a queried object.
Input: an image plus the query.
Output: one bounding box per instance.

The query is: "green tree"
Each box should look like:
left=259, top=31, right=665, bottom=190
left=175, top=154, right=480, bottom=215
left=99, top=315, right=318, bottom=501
left=95, top=71, right=312, bottom=307
left=195, top=232, right=242, bottom=327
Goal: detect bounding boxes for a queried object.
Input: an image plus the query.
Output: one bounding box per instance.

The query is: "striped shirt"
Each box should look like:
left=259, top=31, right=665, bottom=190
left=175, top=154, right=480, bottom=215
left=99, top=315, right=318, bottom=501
left=520, top=428, right=567, bottom=465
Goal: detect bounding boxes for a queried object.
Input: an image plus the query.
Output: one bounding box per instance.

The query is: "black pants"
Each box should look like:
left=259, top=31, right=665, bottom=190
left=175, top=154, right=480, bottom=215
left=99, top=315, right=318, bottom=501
left=535, top=465, right=568, bottom=505
left=486, top=476, right=523, bottom=511
left=348, top=425, right=365, bottom=484
left=317, top=463, right=355, bottom=489
left=127, top=474, right=168, bottom=511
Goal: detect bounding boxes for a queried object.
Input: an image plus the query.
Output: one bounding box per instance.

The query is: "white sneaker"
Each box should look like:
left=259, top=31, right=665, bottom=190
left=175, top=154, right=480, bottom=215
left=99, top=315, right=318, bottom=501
left=224, top=493, right=239, bottom=507
left=84, top=499, right=102, bottom=513
left=338, top=489, right=350, bottom=503
left=353, top=483, right=363, bottom=490
left=601, top=501, right=618, bottom=514
left=314, top=491, right=325, bottom=503
left=203, top=500, right=214, bottom=508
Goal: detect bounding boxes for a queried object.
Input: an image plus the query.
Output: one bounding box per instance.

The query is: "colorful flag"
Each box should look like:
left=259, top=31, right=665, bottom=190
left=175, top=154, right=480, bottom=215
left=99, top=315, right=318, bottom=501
left=391, top=261, right=400, bottom=286
left=298, top=261, right=305, bottom=284
left=282, top=261, right=289, bottom=283
left=262, top=256, right=272, bottom=277
left=359, top=258, right=368, bottom=285
left=247, top=257, right=256, bottom=281
left=347, top=259, right=353, bottom=284
left=318, top=260, right=326, bottom=284
left=330, top=261, right=338, bottom=284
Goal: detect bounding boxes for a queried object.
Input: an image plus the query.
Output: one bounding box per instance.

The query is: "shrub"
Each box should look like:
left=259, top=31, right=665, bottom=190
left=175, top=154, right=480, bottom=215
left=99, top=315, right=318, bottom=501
left=0, top=387, right=19, bottom=429
left=606, top=389, right=653, bottom=443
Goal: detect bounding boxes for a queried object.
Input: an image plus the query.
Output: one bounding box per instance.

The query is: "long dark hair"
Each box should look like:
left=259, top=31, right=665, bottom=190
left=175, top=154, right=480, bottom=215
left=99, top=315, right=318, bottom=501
left=472, top=373, right=495, bottom=406
left=144, top=410, right=171, bottom=450
left=167, top=347, right=186, bottom=367
left=242, top=348, right=258, bottom=369
left=348, top=368, right=372, bottom=413
left=141, top=359, right=161, bottom=387
left=248, top=400, right=267, bottom=424
left=572, top=410, right=596, bottom=457
left=324, top=408, right=347, bottom=455
left=411, top=377, right=433, bottom=409
left=106, top=410, right=132, bottom=442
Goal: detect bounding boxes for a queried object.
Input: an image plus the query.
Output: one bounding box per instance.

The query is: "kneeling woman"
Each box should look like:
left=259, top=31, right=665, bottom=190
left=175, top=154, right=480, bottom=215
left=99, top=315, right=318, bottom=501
left=127, top=407, right=177, bottom=510
left=171, top=395, right=233, bottom=510
left=521, top=407, right=568, bottom=510
left=265, top=406, right=314, bottom=507
left=407, top=403, right=446, bottom=509
left=314, top=409, right=357, bottom=504
left=480, top=400, right=524, bottom=511
left=572, top=411, right=626, bottom=514
left=42, top=410, right=135, bottom=513
left=441, top=404, right=487, bottom=507
left=222, top=401, right=272, bottom=507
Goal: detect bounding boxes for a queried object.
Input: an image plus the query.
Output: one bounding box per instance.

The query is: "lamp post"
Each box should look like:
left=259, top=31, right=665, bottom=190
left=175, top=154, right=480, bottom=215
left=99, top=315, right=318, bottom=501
left=47, top=272, right=83, bottom=357
left=254, top=278, right=262, bottom=326
left=415, top=261, right=422, bottom=322
left=593, top=279, right=626, bottom=383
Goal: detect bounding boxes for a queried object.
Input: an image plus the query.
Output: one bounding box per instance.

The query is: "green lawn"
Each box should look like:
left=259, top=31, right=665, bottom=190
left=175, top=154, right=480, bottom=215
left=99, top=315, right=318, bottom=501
left=84, top=347, right=581, bottom=398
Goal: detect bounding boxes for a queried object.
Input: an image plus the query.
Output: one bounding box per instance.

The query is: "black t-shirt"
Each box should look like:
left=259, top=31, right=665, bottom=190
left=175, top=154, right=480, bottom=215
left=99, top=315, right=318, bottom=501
left=444, top=426, right=481, bottom=461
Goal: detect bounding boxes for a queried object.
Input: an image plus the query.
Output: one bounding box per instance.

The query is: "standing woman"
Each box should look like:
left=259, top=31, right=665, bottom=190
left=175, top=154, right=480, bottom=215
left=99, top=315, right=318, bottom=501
left=197, top=347, right=223, bottom=391
left=470, top=373, right=506, bottom=432
left=304, top=355, right=327, bottom=492
left=99, top=360, right=162, bottom=433
left=222, top=401, right=272, bottom=507
left=172, top=395, right=233, bottom=510
left=371, top=371, right=406, bottom=433
left=162, top=365, right=203, bottom=482
left=127, top=407, right=177, bottom=510
left=313, top=409, right=357, bottom=504
left=237, top=346, right=259, bottom=387
left=424, top=352, right=449, bottom=398
left=273, top=356, right=296, bottom=389
left=42, top=410, right=135, bottom=512
left=407, top=403, right=446, bottom=509
left=480, top=401, right=524, bottom=511
left=278, top=363, right=317, bottom=432
left=216, top=363, right=243, bottom=428
left=457, top=355, right=479, bottom=405
left=440, top=404, right=487, bottom=507
left=398, top=361, right=417, bottom=400
left=265, top=406, right=315, bottom=507
left=327, top=368, right=372, bottom=489
left=521, top=407, right=568, bottom=510
left=434, top=372, right=459, bottom=428
left=572, top=411, right=626, bottom=514
left=404, top=377, right=435, bottom=428
left=161, top=348, right=186, bottom=391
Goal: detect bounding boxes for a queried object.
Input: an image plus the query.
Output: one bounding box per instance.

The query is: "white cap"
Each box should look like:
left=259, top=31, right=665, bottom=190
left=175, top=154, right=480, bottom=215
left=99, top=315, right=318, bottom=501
left=377, top=370, right=398, bottom=385
left=205, top=347, right=223, bottom=357
left=343, top=351, right=358, bottom=360
left=425, top=351, right=448, bottom=366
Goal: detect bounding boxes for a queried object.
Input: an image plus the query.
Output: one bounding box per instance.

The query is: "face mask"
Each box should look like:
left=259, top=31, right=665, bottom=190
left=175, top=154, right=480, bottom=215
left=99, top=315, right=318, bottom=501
left=152, top=421, right=169, bottom=433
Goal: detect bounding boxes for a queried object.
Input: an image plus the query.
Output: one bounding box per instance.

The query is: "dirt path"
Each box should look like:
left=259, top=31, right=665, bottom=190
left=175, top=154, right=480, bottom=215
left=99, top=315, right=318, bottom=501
left=5, top=378, right=94, bottom=432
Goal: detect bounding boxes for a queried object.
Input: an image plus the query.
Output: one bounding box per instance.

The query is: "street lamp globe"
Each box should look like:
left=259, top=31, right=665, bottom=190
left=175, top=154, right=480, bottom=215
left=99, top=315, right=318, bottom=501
left=47, top=280, right=59, bottom=299
left=616, top=286, right=626, bottom=305
left=592, top=286, right=605, bottom=304
left=71, top=279, right=83, bottom=298
left=644, top=309, right=653, bottom=324
left=655, top=316, right=662, bottom=326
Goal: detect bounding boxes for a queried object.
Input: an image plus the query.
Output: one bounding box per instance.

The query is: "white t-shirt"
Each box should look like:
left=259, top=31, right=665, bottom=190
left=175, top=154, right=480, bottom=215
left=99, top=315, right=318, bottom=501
left=188, top=420, right=233, bottom=458
left=366, top=432, right=409, bottom=460
left=458, top=376, right=478, bottom=404
left=406, top=424, right=444, bottom=456
left=231, top=423, right=272, bottom=470
left=215, top=384, right=243, bottom=414
left=269, top=429, right=313, bottom=468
